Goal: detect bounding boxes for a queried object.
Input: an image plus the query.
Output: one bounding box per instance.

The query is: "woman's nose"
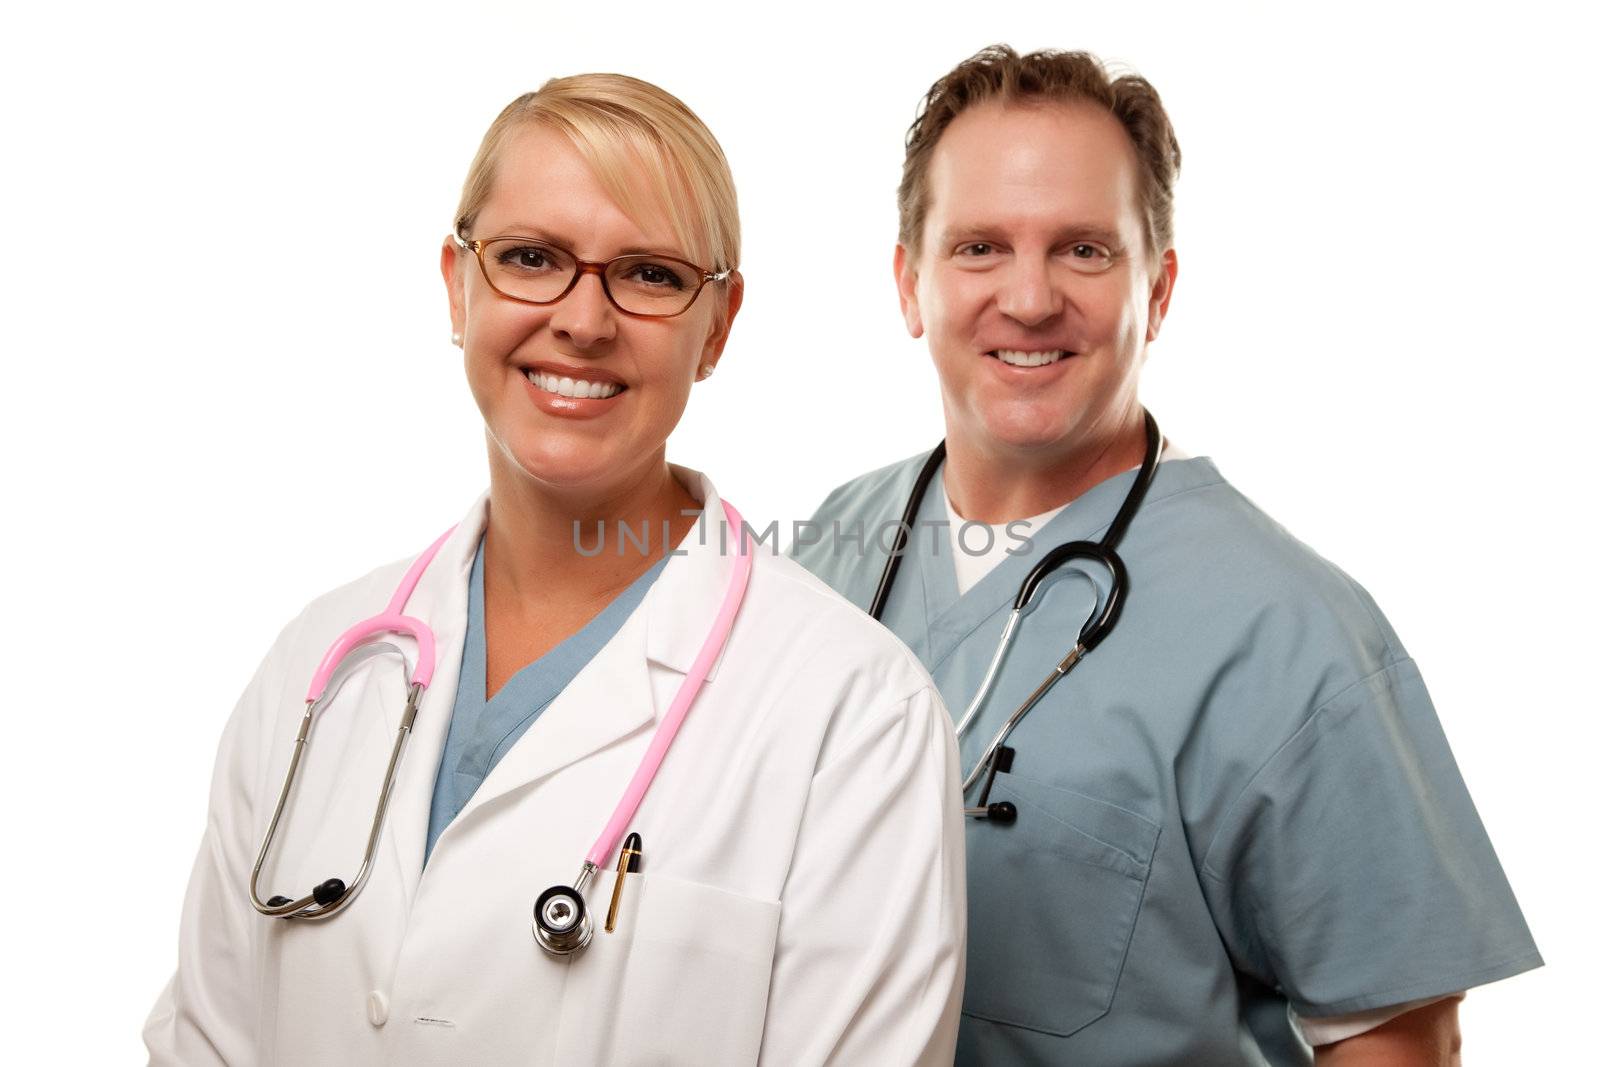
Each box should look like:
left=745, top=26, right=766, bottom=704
left=549, top=270, right=619, bottom=348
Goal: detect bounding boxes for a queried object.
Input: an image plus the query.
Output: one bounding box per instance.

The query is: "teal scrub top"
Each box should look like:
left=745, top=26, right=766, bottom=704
left=792, top=453, right=1540, bottom=1066
left=425, top=539, right=668, bottom=863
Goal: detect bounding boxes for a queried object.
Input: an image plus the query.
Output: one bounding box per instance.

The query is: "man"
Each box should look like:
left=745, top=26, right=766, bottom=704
left=792, top=45, right=1539, bottom=1065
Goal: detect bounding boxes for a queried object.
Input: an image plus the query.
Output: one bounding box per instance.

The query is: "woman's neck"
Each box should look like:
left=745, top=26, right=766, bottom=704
left=481, top=447, right=701, bottom=619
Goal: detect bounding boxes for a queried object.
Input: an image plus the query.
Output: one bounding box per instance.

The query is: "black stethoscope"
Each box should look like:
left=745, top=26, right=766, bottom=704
left=869, top=411, right=1162, bottom=825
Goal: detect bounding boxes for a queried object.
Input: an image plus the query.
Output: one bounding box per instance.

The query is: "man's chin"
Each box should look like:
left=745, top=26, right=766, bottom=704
left=971, top=408, right=1084, bottom=457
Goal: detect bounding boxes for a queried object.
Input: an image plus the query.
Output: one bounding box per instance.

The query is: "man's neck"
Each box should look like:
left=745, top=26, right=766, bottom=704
left=942, top=416, right=1148, bottom=525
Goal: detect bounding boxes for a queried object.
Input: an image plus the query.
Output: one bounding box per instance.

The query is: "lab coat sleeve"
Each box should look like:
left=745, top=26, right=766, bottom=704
left=757, top=679, right=967, bottom=1066
left=144, top=617, right=301, bottom=1067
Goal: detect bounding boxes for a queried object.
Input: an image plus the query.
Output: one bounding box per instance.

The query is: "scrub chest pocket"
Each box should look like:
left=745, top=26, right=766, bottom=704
left=962, top=775, right=1159, bottom=1038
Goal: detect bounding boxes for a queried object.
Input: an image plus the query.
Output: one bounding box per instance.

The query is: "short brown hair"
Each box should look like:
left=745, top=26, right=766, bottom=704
left=898, top=45, right=1181, bottom=263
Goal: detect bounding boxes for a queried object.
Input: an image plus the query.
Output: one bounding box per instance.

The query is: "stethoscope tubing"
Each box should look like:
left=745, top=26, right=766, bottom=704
left=305, top=526, right=457, bottom=701
left=580, top=499, right=752, bottom=873
left=960, top=644, right=1083, bottom=794
left=872, top=412, right=1161, bottom=804
left=951, top=610, right=1021, bottom=742
left=537, top=499, right=752, bottom=957
left=252, top=499, right=751, bottom=926
left=252, top=523, right=456, bottom=920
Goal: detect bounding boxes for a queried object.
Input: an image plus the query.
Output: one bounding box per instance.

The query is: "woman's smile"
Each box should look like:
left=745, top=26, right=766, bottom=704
left=517, top=358, right=630, bottom=419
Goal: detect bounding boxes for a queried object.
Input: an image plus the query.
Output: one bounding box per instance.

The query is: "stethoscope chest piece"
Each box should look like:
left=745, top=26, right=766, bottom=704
left=533, top=883, right=594, bottom=956
left=534, top=861, right=598, bottom=957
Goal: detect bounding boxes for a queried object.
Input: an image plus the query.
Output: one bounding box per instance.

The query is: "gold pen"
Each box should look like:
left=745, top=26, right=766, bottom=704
left=605, top=832, right=643, bottom=933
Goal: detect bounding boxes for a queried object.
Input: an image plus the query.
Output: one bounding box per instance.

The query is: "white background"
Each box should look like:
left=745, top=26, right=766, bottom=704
left=4, top=1, right=1595, bottom=1061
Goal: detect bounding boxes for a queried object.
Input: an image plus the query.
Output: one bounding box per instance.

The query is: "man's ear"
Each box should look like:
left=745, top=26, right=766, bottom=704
left=1146, top=248, right=1178, bottom=343
left=441, top=235, right=467, bottom=345
left=893, top=243, right=925, bottom=338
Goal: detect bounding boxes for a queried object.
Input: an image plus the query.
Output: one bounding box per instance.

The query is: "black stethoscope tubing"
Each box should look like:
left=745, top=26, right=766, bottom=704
left=869, top=410, right=1162, bottom=822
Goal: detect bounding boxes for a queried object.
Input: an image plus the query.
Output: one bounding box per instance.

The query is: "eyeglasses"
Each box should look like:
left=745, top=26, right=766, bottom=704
left=455, top=235, right=732, bottom=318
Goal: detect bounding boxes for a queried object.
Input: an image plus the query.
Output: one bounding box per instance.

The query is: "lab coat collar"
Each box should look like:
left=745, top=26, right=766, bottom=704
left=644, top=465, right=738, bottom=681
left=385, top=467, right=740, bottom=892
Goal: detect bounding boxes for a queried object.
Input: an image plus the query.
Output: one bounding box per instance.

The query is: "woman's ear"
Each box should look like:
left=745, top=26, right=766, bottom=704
left=441, top=235, right=467, bottom=346
left=699, top=269, right=744, bottom=370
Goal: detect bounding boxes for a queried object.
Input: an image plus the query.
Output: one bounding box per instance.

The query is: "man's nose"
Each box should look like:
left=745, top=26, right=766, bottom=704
left=996, top=258, right=1064, bottom=327
left=550, top=269, right=618, bottom=348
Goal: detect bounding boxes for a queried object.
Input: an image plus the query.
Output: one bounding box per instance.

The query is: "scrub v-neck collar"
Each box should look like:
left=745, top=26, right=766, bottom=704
left=916, top=457, right=1224, bottom=674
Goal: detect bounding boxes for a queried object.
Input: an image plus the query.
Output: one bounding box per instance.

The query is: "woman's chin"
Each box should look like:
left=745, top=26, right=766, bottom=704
left=498, top=438, right=658, bottom=498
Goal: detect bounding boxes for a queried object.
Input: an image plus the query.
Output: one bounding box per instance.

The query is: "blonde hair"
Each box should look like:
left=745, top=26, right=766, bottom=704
left=455, top=74, right=740, bottom=280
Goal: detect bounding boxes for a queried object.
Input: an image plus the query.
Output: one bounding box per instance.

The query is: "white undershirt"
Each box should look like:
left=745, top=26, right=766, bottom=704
left=941, top=442, right=1461, bottom=1044
left=942, top=441, right=1188, bottom=596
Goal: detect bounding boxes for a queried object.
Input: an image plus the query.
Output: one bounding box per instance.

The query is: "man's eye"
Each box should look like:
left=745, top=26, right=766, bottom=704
left=957, top=243, right=995, bottom=257
left=1064, top=243, right=1115, bottom=272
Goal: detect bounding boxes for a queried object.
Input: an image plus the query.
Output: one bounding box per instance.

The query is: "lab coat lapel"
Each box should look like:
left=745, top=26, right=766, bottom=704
left=377, top=496, right=483, bottom=913
left=456, top=611, right=656, bottom=817
left=642, top=468, right=737, bottom=682
left=447, top=468, right=737, bottom=828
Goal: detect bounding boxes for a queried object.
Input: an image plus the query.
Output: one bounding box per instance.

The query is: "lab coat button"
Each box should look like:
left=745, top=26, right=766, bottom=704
left=367, top=990, right=389, bottom=1027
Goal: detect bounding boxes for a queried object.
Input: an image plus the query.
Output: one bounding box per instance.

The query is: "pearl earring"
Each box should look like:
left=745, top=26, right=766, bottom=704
left=698, top=363, right=714, bottom=380
left=451, top=331, right=462, bottom=347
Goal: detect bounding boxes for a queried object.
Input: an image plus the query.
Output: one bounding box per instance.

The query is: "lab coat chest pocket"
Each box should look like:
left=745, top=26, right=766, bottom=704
left=962, top=776, right=1159, bottom=1038
left=555, top=873, right=781, bottom=1066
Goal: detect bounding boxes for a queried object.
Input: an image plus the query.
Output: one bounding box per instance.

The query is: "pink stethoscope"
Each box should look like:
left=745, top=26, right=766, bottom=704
left=249, top=501, right=753, bottom=959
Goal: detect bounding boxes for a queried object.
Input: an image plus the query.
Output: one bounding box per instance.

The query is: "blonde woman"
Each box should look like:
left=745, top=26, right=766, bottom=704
left=144, top=75, right=964, bottom=1066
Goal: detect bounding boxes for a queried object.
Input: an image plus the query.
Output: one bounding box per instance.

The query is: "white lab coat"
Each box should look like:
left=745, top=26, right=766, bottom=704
left=144, top=471, right=966, bottom=1066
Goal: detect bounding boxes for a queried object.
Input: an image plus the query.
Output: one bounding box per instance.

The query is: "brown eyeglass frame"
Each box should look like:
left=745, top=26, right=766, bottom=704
left=455, top=235, right=732, bottom=319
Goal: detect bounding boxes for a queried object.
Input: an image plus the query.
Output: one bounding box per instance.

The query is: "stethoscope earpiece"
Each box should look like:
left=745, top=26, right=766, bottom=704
left=313, top=878, right=348, bottom=907
left=963, top=800, right=1018, bottom=824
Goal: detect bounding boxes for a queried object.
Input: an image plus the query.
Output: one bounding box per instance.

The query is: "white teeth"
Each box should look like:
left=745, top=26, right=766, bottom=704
left=525, top=369, right=622, bottom=399
left=993, top=349, right=1067, bottom=367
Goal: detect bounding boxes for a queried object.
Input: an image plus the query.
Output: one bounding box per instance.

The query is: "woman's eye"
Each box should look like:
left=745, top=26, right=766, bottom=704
left=627, top=263, right=686, bottom=289
left=493, top=244, right=564, bottom=273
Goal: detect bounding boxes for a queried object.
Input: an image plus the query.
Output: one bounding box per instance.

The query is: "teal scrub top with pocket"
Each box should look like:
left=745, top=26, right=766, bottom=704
left=792, top=453, right=1540, bottom=1065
